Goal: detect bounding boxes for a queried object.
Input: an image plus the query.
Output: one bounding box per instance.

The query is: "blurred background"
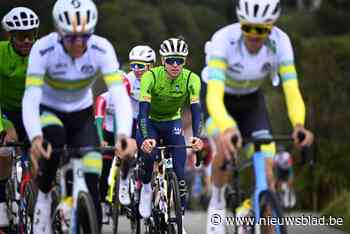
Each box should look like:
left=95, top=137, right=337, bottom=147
left=1, top=0, right=350, bottom=232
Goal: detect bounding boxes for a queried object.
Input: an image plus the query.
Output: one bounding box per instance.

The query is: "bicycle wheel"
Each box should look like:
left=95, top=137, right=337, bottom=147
left=5, top=178, right=18, bottom=233
left=21, top=180, right=37, bottom=234
left=76, top=191, right=99, bottom=234
left=255, top=191, right=287, bottom=234
left=112, top=168, right=120, bottom=234
left=129, top=173, right=141, bottom=234
left=166, top=171, right=182, bottom=234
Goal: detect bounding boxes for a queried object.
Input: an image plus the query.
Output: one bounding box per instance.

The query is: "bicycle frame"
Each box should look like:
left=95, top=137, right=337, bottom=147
left=58, top=158, right=90, bottom=234
left=252, top=150, right=271, bottom=233
left=154, top=147, right=173, bottom=222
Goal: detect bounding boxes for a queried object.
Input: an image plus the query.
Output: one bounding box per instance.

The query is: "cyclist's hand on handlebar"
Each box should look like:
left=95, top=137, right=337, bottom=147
left=30, top=136, right=52, bottom=160
left=217, top=127, right=242, bottom=160
left=115, top=134, right=136, bottom=159
left=292, top=124, right=314, bottom=148
left=30, top=136, right=52, bottom=176
left=100, top=140, right=108, bottom=147
left=141, top=138, right=156, bottom=154
left=190, top=137, right=203, bottom=152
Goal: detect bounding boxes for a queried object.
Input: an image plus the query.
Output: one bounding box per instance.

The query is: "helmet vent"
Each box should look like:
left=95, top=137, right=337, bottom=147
left=245, top=1, right=249, bottom=16
left=20, top=12, right=27, bottom=19
left=253, top=4, right=259, bottom=17
left=236, top=0, right=241, bottom=10
left=86, top=10, right=91, bottom=24
left=76, top=11, right=81, bottom=25
left=64, top=11, right=71, bottom=25
left=272, top=2, right=280, bottom=15
left=6, top=22, right=14, bottom=27
left=170, top=40, right=175, bottom=53
left=59, top=14, right=63, bottom=23
left=262, top=4, right=270, bottom=17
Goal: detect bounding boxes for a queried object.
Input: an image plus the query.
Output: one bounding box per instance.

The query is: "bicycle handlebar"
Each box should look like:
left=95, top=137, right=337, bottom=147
left=0, top=141, right=27, bottom=147
left=155, top=144, right=203, bottom=167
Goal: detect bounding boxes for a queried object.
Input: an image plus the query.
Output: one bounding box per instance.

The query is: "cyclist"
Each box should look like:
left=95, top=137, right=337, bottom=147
left=95, top=45, right=155, bottom=217
left=21, top=0, right=133, bottom=233
left=274, top=146, right=296, bottom=208
left=204, top=0, right=314, bottom=233
left=138, top=37, right=203, bottom=232
left=0, top=113, right=18, bottom=233
left=0, top=7, right=40, bottom=230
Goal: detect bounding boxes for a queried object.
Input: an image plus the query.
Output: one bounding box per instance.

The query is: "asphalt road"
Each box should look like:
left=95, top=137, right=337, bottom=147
left=102, top=211, right=348, bottom=234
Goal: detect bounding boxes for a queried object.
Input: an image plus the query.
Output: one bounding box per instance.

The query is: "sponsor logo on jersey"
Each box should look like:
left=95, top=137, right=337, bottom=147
left=39, top=46, right=54, bottom=56
left=173, top=127, right=182, bottom=135
left=81, top=64, right=95, bottom=74
left=229, top=62, right=243, bottom=74
left=51, top=71, right=66, bottom=76
left=261, top=62, right=272, bottom=73
left=55, top=63, right=68, bottom=69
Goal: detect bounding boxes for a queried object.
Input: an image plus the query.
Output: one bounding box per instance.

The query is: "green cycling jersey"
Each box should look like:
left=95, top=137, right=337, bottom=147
left=0, top=41, right=28, bottom=111
left=139, top=66, right=201, bottom=121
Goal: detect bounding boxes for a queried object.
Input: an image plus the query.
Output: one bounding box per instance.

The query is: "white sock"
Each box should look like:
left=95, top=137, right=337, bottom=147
left=120, top=177, right=129, bottom=186
left=37, top=190, right=52, bottom=204
left=142, top=183, right=151, bottom=192
left=209, top=184, right=226, bottom=210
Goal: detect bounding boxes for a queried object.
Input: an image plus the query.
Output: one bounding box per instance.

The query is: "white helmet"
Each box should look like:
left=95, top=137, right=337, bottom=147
left=159, top=38, right=189, bottom=57
left=2, top=7, right=39, bottom=32
left=236, top=0, right=281, bottom=24
left=52, top=0, right=98, bottom=34
left=129, top=45, right=156, bottom=63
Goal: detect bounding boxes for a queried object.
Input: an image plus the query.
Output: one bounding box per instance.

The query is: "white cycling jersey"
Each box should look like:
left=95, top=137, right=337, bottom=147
left=123, top=71, right=140, bottom=119
left=96, top=91, right=115, bottom=133
left=22, top=32, right=132, bottom=140
left=202, top=23, right=295, bottom=95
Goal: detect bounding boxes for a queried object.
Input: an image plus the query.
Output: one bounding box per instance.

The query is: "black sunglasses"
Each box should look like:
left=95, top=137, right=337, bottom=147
left=165, top=57, right=186, bottom=65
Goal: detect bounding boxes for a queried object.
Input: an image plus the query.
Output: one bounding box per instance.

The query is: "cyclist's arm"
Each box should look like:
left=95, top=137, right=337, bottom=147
left=206, top=56, right=237, bottom=133
left=94, top=95, right=106, bottom=143
left=103, top=73, right=132, bottom=137
left=22, top=41, right=45, bottom=141
left=22, top=76, right=43, bottom=141
left=122, top=74, right=132, bottom=96
left=277, top=32, right=306, bottom=127
left=99, top=39, right=132, bottom=138
left=138, top=71, right=154, bottom=140
left=279, top=63, right=305, bottom=127
left=188, top=73, right=201, bottom=137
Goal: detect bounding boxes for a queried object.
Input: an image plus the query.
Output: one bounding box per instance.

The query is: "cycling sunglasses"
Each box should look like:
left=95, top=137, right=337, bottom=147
left=12, top=29, right=37, bottom=42
left=62, top=33, right=92, bottom=43
left=164, top=57, right=186, bottom=66
left=130, top=62, right=150, bottom=70
left=241, top=23, right=272, bottom=37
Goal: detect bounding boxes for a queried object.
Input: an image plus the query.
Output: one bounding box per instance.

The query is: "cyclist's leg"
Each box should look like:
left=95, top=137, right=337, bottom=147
left=0, top=152, right=11, bottom=229
left=99, top=130, right=115, bottom=203
left=2, top=110, right=32, bottom=195
left=68, top=107, right=103, bottom=231
left=139, top=121, right=158, bottom=218
left=118, top=119, right=139, bottom=206
left=34, top=109, right=66, bottom=233
left=161, top=119, right=188, bottom=211
left=235, top=91, right=276, bottom=190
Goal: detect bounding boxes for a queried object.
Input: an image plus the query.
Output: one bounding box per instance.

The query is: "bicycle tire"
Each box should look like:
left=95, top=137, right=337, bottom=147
left=166, top=171, right=182, bottom=234
left=129, top=174, right=141, bottom=234
left=21, top=180, right=37, bottom=234
left=76, top=191, right=99, bottom=234
left=5, top=178, right=18, bottom=233
left=112, top=168, right=120, bottom=234
left=255, top=191, right=287, bottom=234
